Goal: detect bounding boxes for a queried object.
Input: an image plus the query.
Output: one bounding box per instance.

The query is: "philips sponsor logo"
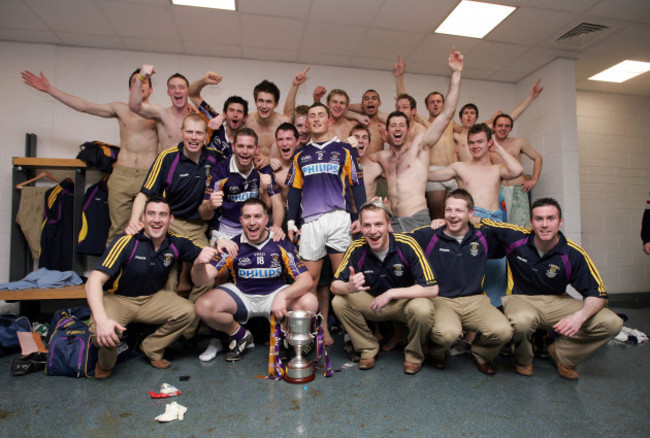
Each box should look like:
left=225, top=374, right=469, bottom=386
left=228, top=191, right=257, bottom=202
left=238, top=267, right=282, bottom=279
left=303, top=163, right=340, bottom=176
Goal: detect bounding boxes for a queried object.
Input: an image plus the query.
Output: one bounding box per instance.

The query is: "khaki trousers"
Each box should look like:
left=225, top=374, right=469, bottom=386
left=332, top=293, right=434, bottom=364
left=106, top=166, right=148, bottom=244
left=89, top=290, right=195, bottom=369
left=430, top=295, right=513, bottom=364
left=502, top=294, right=623, bottom=368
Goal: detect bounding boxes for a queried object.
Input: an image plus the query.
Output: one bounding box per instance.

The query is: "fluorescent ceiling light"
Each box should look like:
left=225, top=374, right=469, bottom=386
left=171, top=0, right=236, bottom=11
left=588, top=60, right=650, bottom=83
left=435, top=0, right=516, bottom=39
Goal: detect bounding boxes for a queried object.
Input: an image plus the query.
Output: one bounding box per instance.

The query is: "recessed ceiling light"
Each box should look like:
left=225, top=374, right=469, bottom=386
left=435, top=0, right=516, bottom=39
left=171, top=0, right=236, bottom=11
left=588, top=60, right=650, bottom=83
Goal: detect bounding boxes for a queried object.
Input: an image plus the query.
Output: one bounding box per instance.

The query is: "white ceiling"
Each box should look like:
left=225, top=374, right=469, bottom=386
left=2, top=0, right=650, bottom=96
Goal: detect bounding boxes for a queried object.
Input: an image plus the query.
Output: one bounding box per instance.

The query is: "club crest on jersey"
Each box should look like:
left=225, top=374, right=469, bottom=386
left=163, top=253, right=174, bottom=267
left=330, top=152, right=340, bottom=162
left=546, top=264, right=560, bottom=278
left=394, top=264, right=404, bottom=277
left=271, top=253, right=280, bottom=267
left=470, top=242, right=480, bottom=257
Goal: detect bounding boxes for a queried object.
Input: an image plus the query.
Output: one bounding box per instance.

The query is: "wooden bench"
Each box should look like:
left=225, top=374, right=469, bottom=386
left=0, top=285, right=86, bottom=301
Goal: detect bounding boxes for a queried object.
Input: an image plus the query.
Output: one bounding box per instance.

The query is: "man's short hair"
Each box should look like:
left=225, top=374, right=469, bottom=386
left=425, top=91, right=445, bottom=106
left=309, top=102, right=330, bottom=118
left=349, top=123, right=371, bottom=139
left=182, top=113, right=207, bottom=130
left=360, top=199, right=391, bottom=222
left=493, top=113, right=514, bottom=129
left=233, top=127, right=259, bottom=145
left=446, top=189, right=474, bottom=212
left=531, top=197, right=562, bottom=219
left=253, top=80, right=280, bottom=103
left=275, top=122, right=299, bottom=139
left=396, top=93, right=417, bottom=110
left=386, top=111, right=410, bottom=130
left=167, top=73, right=189, bottom=87
left=459, top=103, right=479, bottom=120
left=292, top=105, right=309, bottom=123
left=129, top=68, right=152, bottom=88
left=144, top=195, right=170, bottom=211
left=241, top=197, right=268, bottom=216
left=362, top=89, right=380, bottom=99
left=223, top=95, right=249, bottom=115
left=468, top=123, right=492, bottom=141
left=327, top=89, right=350, bottom=105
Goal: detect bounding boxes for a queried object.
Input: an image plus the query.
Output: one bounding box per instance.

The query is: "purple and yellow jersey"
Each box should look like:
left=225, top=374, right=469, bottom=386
left=285, top=137, right=363, bottom=223
left=209, top=233, right=307, bottom=295
left=198, top=100, right=232, bottom=158
left=203, top=158, right=279, bottom=232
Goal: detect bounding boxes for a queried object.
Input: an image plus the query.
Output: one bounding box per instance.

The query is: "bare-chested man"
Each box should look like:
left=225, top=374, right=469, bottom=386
left=245, top=79, right=291, bottom=158
left=21, top=68, right=159, bottom=244
left=129, top=65, right=194, bottom=151
left=350, top=124, right=383, bottom=200
left=428, top=123, right=523, bottom=306
left=490, top=113, right=543, bottom=226
left=367, top=48, right=464, bottom=233
left=292, top=105, right=311, bottom=147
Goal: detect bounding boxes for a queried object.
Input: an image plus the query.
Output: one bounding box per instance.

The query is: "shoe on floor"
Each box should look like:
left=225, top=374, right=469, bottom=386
left=150, top=358, right=171, bottom=369
left=94, top=362, right=113, bottom=380
left=344, top=339, right=360, bottom=362
left=403, top=361, right=422, bottom=375
left=199, top=338, right=224, bottom=362
left=476, top=361, right=496, bottom=375
left=359, top=356, right=376, bottom=370
left=549, top=343, right=578, bottom=380
left=225, top=330, right=254, bottom=362
left=430, top=357, right=446, bottom=369
left=11, top=352, right=47, bottom=376
left=515, top=362, right=533, bottom=377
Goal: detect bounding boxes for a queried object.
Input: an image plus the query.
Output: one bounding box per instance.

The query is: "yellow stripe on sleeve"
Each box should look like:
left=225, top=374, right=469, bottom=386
left=395, top=234, right=436, bottom=283
left=102, top=235, right=132, bottom=269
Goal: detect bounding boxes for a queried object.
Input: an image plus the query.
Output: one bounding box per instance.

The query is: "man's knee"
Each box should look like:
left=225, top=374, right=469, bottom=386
left=506, top=308, right=538, bottom=335
left=404, top=298, right=434, bottom=322
left=592, top=309, right=623, bottom=337
left=431, top=325, right=460, bottom=347
left=481, top=320, right=514, bottom=344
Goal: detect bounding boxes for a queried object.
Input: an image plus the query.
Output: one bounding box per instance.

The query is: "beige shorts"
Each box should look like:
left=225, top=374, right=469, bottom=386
left=426, top=166, right=458, bottom=193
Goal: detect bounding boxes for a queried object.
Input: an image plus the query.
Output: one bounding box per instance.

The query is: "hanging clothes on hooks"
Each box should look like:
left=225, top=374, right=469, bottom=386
left=39, top=179, right=75, bottom=271
left=77, top=177, right=110, bottom=256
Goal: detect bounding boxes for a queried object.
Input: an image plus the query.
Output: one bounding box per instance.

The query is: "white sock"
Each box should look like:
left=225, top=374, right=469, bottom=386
left=199, top=338, right=224, bottom=362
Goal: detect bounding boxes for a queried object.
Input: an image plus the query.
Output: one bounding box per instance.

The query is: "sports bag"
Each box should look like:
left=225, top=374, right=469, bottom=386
left=46, top=307, right=98, bottom=377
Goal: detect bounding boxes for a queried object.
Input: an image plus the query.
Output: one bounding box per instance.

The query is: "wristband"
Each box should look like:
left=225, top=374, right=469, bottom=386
left=137, top=73, right=145, bottom=82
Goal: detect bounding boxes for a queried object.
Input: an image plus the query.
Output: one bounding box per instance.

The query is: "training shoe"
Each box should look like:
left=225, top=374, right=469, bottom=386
left=514, top=362, right=533, bottom=377
left=225, top=331, right=254, bottom=362
left=548, top=343, right=579, bottom=380
left=199, top=338, right=224, bottom=362
left=94, top=362, right=113, bottom=380
left=11, top=352, right=47, bottom=376
left=344, top=339, right=361, bottom=362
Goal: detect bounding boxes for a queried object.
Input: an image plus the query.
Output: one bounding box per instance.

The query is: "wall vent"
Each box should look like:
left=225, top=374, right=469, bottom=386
left=554, top=22, right=613, bottom=49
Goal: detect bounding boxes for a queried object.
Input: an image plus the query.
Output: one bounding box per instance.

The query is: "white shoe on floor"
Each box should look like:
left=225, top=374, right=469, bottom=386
left=155, top=401, right=188, bottom=422
left=199, top=338, right=224, bottom=362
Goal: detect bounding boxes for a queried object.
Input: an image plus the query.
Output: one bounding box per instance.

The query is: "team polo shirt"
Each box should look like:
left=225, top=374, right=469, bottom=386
left=140, top=143, right=223, bottom=220
left=198, top=100, right=232, bottom=158
left=286, top=137, right=364, bottom=224
left=203, top=157, right=279, bottom=232
left=95, top=230, right=203, bottom=297
left=480, top=219, right=608, bottom=299
left=209, top=232, right=307, bottom=295
left=410, top=224, right=499, bottom=298
left=334, top=233, right=437, bottom=297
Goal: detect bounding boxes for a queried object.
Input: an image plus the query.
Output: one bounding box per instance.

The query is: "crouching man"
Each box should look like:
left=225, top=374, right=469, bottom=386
left=192, top=198, right=317, bottom=362
left=87, top=196, right=212, bottom=379
left=331, top=200, right=438, bottom=375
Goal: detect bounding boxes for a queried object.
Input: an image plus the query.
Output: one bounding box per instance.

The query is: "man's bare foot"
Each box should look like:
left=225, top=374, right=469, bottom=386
left=372, top=322, right=384, bottom=342
left=381, top=334, right=406, bottom=352
left=463, top=331, right=476, bottom=344
left=322, top=326, right=334, bottom=346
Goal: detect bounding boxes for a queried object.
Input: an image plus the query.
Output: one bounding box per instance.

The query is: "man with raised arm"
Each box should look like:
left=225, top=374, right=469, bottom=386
left=21, top=68, right=158, bottom=243
left=129, top=64, right=194, bottom=150
left=490, top=113, right=543, bottom=226
left=245, top=79, right=291, bottom=158
left=192, top=198, right=318, bottom=362
left=331, top=200, right=438, bottom=374
left=87, top=196, right=212, bottom=379
left=367, top=47, right=464, bottom=233
left=188, top=70, right=249, bottom=159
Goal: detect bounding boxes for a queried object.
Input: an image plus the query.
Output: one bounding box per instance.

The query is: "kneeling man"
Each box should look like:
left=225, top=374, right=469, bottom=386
left=331, top=200, right=438, bottom=375
left=192, top=198, right=317, bottom=362
left=87, top=196, right=211, bottom=379
left=411, top=189, right=512, bottom=375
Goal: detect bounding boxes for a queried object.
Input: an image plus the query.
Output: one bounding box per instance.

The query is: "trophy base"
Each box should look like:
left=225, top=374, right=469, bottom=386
left=284, top=365, right=315, bottom=384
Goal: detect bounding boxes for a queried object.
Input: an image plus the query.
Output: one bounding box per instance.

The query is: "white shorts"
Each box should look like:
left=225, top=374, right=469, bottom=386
left=299, top=209, right=352, bottom=261
left=426, top=165, right=458, bottom=192
left=219, top=283, right=289, bottom=323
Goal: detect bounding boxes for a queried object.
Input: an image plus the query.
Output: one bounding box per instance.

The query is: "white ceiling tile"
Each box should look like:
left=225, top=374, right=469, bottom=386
left=241, top=15, right=302, bottom=51
left=509, top=0, right=600, bottom=13
left=241, top=47, right=297, bottom=63
left=0, top=28, right=60, bottom=44
left=309, top=0, right=381, bottom=27
left=408, top=34, right=480, bottom=66
left=584, top=25, right=650, bottom=58
left=300, top=22, right=366, bottom=56
left=297, top=52, right=351, bottom=68
left=238, top=0, right=310, bottom=19
left=356, top=29, right=424, bottom=60
left=460, top=66, right=498, bottom=81
left=99, top=2, right=180, bottom=40
left=502, top=47, right=564, bottom=74
left=587, top=0, right=650, bottom=22
left=487, top=6, right=575, bottom=46
left=464, top=41, right=530, bottom=71
left=26, top=0, right=114, bottom=35
left=121, top=36, right=184, bottom=54
left=488, top=70, right=527, bottom=83
left=0, top=0, right=47, bottom=29
left=172, top=7, right=240, bottom=45
left=349, top=57, right=395, bottom=71
left=373, top=0, right=457, bottom=33
left=404, top=61, right=452, bottom=77
left=183, top=42, right=242, bottom=58
left=56, top=32, right=125, bottom=49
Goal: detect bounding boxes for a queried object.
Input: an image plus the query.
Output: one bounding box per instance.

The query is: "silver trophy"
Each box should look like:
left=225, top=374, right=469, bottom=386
left=285, top=310, right=317, bottom=383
